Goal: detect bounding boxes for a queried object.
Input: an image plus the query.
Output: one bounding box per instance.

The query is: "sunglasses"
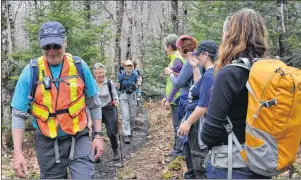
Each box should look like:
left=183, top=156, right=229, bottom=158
left=42, top=44, right=62, bottom=51
left=126, top=64, right=133, bottom=67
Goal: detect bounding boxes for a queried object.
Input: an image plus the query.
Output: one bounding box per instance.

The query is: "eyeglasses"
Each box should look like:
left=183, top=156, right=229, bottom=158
left=126, top=65, right=133, bottom=67
left=42, top=44, right=62, bottom=51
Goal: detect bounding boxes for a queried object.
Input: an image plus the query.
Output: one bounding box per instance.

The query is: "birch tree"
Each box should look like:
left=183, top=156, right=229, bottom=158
left=1, top=0, right=13, bottom=147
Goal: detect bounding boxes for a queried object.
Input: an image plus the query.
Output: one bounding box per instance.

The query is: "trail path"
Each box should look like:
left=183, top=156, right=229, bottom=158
left=95, top=108, right=148, bottom=179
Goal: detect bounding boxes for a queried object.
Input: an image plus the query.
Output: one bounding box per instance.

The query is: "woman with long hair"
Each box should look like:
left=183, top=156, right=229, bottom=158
left=201, top=8, right=270, bottom=179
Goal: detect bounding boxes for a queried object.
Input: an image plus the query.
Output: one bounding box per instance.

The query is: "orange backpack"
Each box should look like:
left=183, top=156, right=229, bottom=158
left=225, top=58, right=301, bottom=178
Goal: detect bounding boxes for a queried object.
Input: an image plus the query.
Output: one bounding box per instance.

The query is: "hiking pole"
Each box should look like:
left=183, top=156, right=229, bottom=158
left=139, top=93, right=149, bottom=136
left=116, top=106, right=124, bottom=167
left=289, top=166, right=295, bottom=178
left=118, top=133, right=124, bottom=167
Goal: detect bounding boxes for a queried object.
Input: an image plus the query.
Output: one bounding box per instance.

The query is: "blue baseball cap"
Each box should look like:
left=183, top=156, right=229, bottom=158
left=39, top=21, right=66, bottom=48
left=192, top=40, right=218, bottom=60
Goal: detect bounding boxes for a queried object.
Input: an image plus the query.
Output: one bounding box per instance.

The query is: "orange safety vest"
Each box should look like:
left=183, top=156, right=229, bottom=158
left=31, top=55, right=87, bottom=138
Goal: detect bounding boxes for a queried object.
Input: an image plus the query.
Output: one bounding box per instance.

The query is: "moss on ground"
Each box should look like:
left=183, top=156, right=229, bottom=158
left=162, top=171, right=173, bottom=179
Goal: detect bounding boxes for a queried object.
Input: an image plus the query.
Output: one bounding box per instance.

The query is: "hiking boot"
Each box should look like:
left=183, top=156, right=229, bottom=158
left=124, top=136, right=130, bottom=144
left=95, top=158, right=101, bottom=163
left=113, top=149, right=120, bottom=161
left=129, top=130, right=133, bottom=137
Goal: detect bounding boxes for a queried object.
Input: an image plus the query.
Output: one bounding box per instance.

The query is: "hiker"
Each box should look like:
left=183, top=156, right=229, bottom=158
left=166, top=64, right=183, bottom=105
left=164, top=35, right=204, bottom=179
left=92, top=62, right=120, bottom=161
left=11, top=21, right=104, bottom=179
left=201, top=9, right=270, bottom=179
left=116, top=60, right=139, bottom=144
left=133, top=61, right=142, bottom=85
left=177, top=40, right=218, bottom=179
left=119, top=60, right=126, bottom=74
left=161, top=34, right=185, bottom=158
left=133, top=61, right=143, bottom=104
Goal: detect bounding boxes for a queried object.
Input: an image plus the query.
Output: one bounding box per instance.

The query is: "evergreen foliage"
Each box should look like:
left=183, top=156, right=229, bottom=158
left=10, top=1, right=113, bottom=70
left=188, top=1, right=301, bottom=67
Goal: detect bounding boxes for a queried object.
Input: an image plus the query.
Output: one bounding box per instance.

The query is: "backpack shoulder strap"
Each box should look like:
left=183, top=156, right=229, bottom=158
left=239, top=57, right=252, bottom=69
left=107, top=79, right=113, bottom=102
left=131, top=71, right=137, bottom=82
left=227, top=57, right=251, bottom=71
left=73, top=56, right=85, bottom=84
left=28, top=58, right=38, bottom=113
left=29, top=58, right=38, bottom=99
left=119, top=72, right=124, bottom=91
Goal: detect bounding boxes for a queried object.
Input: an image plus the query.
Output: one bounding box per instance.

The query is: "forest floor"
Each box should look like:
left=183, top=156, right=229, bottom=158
left=1, top=100, right=301, bottom=179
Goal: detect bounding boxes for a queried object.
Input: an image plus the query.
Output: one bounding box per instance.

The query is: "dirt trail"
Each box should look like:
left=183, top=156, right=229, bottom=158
left=95, top=109, right=149, bottom=179
left=103, top=101, right=187, bottom=179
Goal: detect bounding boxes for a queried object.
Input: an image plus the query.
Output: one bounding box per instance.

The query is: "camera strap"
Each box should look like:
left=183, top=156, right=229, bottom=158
left=52, top=75, right=78, bottom=85
left=35, top=75, right=79, bottom=86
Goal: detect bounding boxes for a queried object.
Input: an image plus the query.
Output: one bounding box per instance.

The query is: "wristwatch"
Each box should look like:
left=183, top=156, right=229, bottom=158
left=94, top=131, right=104, bottom=136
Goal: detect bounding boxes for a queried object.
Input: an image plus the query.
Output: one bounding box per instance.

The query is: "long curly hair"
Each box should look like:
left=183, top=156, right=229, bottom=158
left=215, top=8, right=270, bottom=74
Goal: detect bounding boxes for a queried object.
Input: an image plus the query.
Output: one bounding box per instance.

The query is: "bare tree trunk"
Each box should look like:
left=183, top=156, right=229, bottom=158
left=7, top=2, right=16, bottom=50
left=99, top=1, right=116, bottom=24
left=125, top=1, right=131, bottom=60
left=125, top=1, right=137, bottom=61
left=171, top=0, right=179, bottom=34
left=181, top=1, right=188, bottom=34
left=115, top=0, right=125, bottom=75
left=277, top=0, right=289, bottom=62
left=100, top=27, right=105, bottom=62
left=34, top=0, right=38, bottom=9
left=84, top=0, right=91, bottom=23
left=138, top=1, right=145, bottom=67
left=159, top=1, right=167, bottom=34
left=126, top=36, right=131, bottom=60
left=1, top=0, right=13, bottom=147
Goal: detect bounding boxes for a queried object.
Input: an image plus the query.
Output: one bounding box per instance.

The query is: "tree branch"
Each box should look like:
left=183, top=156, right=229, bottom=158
left=101, top=1, right=116, bottom=25
left=14, top=1, right=22, bottom=23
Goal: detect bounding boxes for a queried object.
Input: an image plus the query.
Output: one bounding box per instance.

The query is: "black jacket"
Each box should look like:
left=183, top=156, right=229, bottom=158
left=201, top=65, right=250, bottom=150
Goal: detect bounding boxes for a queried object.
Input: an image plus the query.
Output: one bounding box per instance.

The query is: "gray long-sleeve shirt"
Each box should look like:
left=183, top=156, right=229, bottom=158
left=12, top=94, right=102, bottom=129
left=97, top=78, right=118, bottom=107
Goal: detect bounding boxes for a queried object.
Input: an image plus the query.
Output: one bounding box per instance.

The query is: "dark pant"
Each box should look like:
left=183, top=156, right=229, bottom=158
left=178, top=94, right=188, bottom=121
left=184, top=142, right=196, bottom=179
left=206, top=160, right=271, bottom=179
left=184, top=111, right=208, bottom=179
left=102, top=105, right=118, bottom=150
left=171, top=104, right=184, bottom=156
left=35, top=129, right=95, bottom=179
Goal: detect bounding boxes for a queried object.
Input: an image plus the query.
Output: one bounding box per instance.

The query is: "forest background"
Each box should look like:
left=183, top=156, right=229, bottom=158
left=1, top=0, right=301, bottom=157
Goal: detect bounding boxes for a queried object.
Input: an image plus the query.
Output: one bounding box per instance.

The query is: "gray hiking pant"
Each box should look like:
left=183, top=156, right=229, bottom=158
left=35, top=129, right=95, bottom=179
left=119, top=92, right=137, bottom=136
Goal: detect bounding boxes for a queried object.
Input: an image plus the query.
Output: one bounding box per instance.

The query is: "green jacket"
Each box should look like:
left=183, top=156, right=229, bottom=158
left=165, top=51, right=184, bottom=105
